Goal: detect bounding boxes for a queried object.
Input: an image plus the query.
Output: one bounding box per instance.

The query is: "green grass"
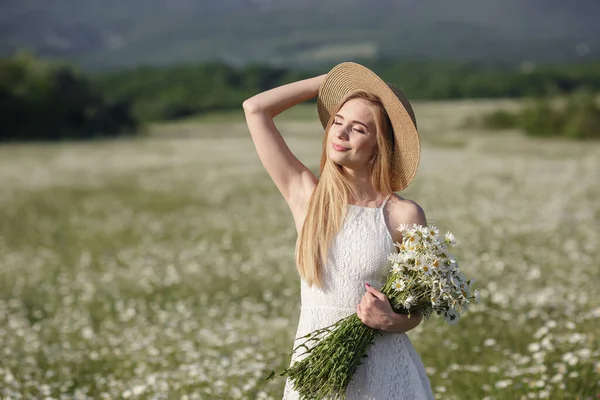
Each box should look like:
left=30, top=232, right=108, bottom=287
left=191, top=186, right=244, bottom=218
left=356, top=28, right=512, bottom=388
left=1, top=100, right=599, bottom=399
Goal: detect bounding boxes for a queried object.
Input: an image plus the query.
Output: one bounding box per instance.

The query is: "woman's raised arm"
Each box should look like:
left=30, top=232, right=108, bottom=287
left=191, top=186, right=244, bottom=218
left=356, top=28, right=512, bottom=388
left=242, top=75, right=326, bottom=208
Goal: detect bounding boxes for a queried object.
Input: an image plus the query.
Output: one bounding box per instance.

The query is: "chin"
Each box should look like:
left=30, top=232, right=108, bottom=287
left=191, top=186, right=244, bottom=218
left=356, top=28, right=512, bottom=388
left=328, top=154, right=347, bottom=166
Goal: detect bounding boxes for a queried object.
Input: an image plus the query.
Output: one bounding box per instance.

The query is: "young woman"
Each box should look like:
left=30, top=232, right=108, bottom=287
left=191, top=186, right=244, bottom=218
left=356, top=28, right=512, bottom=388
left=243, top=62, right=434, bottom=399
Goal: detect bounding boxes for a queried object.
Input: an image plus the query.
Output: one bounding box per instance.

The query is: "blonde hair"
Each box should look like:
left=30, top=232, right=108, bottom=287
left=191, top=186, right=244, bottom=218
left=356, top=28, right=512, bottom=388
left=296, top=91, right=396, bottom=288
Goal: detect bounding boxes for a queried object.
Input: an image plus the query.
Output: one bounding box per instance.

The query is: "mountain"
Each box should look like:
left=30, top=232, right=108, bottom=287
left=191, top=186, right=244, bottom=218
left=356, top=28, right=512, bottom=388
left=1, top=0, right=599, bottom=70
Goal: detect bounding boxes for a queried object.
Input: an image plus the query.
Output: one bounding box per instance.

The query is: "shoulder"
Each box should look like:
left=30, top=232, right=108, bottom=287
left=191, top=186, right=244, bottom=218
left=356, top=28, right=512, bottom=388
left=387, top=194, right=427, bottom=225
left=386, top=194, right=427, bottom=242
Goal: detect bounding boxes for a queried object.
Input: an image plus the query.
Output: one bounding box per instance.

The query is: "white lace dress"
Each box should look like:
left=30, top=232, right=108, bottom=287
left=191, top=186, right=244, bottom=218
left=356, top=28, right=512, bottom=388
left=282, top=195, right=434, bottom=400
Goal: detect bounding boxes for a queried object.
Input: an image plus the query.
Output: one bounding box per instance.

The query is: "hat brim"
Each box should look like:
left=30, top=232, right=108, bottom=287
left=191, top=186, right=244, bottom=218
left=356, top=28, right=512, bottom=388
left=317, top=62, right=421, bottom=192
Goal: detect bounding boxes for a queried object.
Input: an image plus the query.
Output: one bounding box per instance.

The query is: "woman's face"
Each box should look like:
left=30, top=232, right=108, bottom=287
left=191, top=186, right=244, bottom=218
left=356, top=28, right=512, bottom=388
left=327, top=98, right=378, bottom=170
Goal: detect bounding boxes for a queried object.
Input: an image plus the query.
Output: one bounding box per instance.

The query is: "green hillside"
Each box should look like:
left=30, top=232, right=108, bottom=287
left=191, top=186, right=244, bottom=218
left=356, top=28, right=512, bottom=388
left=1, top=0, right=599, bottom=69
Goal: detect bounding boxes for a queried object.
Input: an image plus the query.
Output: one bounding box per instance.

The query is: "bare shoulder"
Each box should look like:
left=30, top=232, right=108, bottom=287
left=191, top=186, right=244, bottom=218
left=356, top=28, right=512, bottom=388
left=386, top=194, right=427, bottom=242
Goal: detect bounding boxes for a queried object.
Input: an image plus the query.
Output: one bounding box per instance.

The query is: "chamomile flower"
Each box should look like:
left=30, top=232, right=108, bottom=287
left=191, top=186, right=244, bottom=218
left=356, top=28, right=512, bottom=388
left=404, top=295, right=415, bottom=308
left=396, top=223, right=413, bottom=234
left=394, top=242, right=406, bottom=251
left=444, top=232, right=458, bottom=246
left=404, top=233, right=421, bottom=247
left=414, top=257, right=425, bottom=269
left=392, top=279, right=406, bottom=292
left=421, top=263, right=433, bottom=276
left=387, top=252, right=404, bottom=263
left=424, top=225, right=439, bottom=239
left=418, top=225, right=431, bottom=237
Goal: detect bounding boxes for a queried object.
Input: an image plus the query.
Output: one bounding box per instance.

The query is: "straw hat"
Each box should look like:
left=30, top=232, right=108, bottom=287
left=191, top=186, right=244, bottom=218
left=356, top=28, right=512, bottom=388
left=317, top=62, right=420, bottom=192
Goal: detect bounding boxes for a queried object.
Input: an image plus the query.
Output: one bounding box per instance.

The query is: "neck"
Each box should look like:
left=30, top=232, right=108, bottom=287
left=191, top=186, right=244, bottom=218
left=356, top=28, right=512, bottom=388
left=342, top=166, right=381, bottom=201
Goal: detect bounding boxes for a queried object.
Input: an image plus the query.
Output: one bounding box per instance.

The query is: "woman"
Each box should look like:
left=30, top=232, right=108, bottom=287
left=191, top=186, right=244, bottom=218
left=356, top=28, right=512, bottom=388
left=243, top=62, right=434, bottom=399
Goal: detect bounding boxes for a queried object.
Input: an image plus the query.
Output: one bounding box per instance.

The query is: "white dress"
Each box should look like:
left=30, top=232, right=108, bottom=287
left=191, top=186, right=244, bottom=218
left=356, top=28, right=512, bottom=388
left=283, top=195, right=434, bottom=400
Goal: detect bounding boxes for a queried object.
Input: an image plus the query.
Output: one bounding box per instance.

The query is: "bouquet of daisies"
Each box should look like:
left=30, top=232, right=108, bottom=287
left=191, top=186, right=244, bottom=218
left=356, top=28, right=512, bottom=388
left=267, top=224, right=478, bottom=399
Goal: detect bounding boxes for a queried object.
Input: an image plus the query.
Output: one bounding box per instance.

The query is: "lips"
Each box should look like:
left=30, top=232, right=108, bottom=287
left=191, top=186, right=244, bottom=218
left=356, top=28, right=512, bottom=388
left=332, top=143, right=349, bottom=151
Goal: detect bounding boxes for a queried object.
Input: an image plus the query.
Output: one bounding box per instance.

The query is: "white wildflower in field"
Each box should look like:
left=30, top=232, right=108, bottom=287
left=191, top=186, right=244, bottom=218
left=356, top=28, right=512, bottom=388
left=0, top=102, right=598, bottom=398
left=528, top=343, right=541, bottom=353
left=495, top=379, right=513, bottom=389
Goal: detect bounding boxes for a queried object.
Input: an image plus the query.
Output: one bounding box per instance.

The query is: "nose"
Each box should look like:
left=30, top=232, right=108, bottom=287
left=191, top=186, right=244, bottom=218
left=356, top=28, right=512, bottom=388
left=333, top=124, right=349, bottom=140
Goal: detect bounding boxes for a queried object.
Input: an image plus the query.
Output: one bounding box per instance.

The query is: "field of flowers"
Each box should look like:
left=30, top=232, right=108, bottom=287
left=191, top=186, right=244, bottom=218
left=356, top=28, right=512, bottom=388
left=0, top=100, right=599, bottom=399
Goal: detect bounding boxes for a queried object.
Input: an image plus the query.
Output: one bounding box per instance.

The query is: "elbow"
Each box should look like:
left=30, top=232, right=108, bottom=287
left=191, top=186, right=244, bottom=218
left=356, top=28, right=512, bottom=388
left=242, top=98, right=262, bottom=115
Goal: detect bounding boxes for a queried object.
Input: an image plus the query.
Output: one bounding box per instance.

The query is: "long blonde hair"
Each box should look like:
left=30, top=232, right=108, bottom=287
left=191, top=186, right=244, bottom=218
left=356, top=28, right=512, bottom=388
left=296, top=91, right=396, bottom=288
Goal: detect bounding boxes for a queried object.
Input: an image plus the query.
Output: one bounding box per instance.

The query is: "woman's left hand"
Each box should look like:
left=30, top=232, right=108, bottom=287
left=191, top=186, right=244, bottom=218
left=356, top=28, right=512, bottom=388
left=356, top=283, right=396, bottom=331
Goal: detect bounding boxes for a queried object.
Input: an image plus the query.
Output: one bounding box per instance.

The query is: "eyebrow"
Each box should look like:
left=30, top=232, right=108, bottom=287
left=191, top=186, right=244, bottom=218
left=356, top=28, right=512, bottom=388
left=334, top=114, right=370, bottom=130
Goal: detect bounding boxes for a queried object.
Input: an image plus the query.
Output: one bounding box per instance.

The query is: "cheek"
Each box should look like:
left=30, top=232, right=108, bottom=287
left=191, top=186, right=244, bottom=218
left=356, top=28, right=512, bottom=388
left=354, top=138, right=376, bottom=156
left=326, top=129, right=336, bottom=143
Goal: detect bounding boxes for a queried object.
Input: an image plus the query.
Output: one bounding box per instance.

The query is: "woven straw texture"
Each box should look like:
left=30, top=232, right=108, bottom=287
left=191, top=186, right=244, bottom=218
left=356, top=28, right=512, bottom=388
left=317, top=62, right=421, bottom=192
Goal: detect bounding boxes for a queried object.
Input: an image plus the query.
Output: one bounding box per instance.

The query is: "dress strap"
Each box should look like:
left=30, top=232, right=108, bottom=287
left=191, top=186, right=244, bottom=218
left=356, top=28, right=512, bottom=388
left=379, top=194, right=391, bottom=210
left=379, top=194, right=394, bottom=242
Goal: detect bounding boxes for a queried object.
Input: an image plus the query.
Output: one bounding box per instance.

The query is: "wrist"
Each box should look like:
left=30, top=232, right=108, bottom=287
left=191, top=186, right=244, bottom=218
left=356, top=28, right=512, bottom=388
left=382, top=312, right=404, bottom=333
left=384, top=311, right=421, bottom=333
left=310, top=74, right=327, bottom=96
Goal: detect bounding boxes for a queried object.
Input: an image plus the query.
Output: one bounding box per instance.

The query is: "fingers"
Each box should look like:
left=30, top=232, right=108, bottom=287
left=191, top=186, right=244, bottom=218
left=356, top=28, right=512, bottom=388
left=365, top=282, right=386, bottom=301
left=362, top=292, right=377, bottom=304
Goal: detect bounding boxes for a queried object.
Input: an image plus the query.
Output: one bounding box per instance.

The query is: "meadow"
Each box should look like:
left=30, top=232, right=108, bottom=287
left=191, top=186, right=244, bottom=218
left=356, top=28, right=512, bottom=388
left=0, top=100, right=599, bottom=399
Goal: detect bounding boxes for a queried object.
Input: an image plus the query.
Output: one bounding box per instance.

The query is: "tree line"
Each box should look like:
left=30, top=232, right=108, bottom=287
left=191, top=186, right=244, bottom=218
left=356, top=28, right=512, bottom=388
left=92, top=59, right=600, bottom=122
left=2, top=52, right=600, bottom=141
left=1, top=53, right=137, bottom=142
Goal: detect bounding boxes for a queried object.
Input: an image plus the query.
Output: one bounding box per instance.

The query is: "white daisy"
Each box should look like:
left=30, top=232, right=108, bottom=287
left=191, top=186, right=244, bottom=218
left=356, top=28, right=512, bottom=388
left=396, top=223, right=413, bottom=234
left=395, top=242, right=410, bottom=254
left=413, top=257, right=424, bottom=268
left=418, top=225, right=430, bottom=237
left=392, top=279, right=406, bottom=292
left=444, top=232, right=458, bottom=246
left=421, top=263, right=433, bottom=276
left=406, top=233, right=421, bottom=246
left=425, top=225, right=439, bottom=239
left=404, top=295, right=415, bottom=308
left=387, top=252, right=403, bottom=263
